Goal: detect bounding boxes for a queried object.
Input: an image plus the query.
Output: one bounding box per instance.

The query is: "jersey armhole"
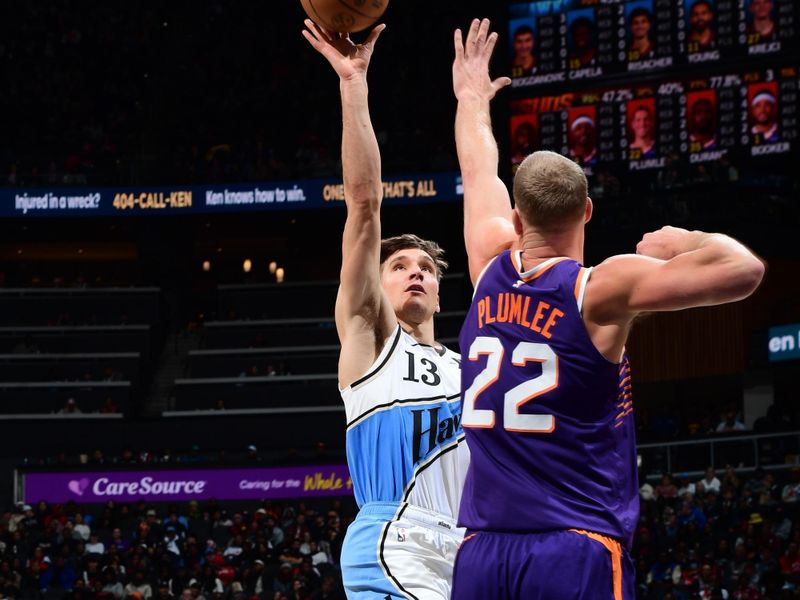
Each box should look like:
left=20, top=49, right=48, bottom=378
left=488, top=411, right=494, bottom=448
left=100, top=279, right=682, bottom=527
left=471, top=254, right=500, bottom=299
left=339, top=324, right=402, bottom=394
left=574, top=266, right=593, bottom=315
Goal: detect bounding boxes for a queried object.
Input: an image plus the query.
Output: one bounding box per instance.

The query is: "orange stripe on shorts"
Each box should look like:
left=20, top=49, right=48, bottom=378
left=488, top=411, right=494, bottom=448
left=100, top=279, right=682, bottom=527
left=569, top=529, right=623, bottom=600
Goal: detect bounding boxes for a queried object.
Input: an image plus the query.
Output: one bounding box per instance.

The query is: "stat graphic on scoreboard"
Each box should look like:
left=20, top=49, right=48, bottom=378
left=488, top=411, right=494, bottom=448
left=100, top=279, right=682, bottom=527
left=509, top=0, right=797, bottom=87
left=510, top=65, right=798, bottom=173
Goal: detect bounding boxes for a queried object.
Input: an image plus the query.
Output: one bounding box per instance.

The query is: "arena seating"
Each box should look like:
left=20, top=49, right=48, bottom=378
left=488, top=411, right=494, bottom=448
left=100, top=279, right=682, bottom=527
left=170, top=275, right=470, bottom=413
left=0, top=288, right=160, bottom=416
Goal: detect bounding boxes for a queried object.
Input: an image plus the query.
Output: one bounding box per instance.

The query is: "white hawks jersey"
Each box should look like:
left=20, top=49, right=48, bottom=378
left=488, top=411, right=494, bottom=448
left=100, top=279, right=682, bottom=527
left=340, top=325, right=469, bottom=519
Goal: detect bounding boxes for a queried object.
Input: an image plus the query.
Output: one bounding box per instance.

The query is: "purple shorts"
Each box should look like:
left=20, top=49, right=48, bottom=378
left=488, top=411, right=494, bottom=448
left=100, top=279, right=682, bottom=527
left=451, top=529, right=635, bottom=600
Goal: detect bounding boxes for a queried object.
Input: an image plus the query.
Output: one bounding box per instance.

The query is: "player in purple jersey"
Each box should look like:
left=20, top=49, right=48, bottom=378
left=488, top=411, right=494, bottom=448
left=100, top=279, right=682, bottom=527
left=450, top=18, right=765, bottom=600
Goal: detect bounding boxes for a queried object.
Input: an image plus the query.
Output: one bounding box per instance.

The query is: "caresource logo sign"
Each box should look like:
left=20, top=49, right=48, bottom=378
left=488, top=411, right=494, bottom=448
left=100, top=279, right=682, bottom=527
left=24, top=466, right=352, bottom=504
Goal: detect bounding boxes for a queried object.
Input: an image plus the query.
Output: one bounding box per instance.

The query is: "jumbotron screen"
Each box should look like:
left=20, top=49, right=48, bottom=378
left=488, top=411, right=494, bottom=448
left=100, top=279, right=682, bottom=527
left=508, top=0, right=796, bottom=86
left=509, top=65, right=798, bottom=172
left=507, top=0, right=798, bottom=173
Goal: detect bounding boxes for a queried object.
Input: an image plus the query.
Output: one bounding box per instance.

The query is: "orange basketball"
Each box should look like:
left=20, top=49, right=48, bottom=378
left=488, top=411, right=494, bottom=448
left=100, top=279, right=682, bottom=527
left=300, top=0, right=389, bottom=33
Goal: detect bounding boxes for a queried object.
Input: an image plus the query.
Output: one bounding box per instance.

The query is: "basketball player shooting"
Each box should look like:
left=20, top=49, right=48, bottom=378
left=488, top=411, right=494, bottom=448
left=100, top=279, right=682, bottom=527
left=450, top=18, right=765, bottom=599
left=302, top=20, right=469, bottom=600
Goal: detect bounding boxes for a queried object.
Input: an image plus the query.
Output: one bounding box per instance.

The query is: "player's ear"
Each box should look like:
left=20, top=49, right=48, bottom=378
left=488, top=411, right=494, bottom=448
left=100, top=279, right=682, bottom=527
left=584, top=197, right=593, bottom=224
left=512, top=208, right=524, bottom=235
left=435, top=294, right=441, bottom=314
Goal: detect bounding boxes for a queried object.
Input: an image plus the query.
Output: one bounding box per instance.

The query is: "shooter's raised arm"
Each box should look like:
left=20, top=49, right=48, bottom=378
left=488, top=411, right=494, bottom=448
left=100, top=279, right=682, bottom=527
left=302, top=20, right=394, bottom=386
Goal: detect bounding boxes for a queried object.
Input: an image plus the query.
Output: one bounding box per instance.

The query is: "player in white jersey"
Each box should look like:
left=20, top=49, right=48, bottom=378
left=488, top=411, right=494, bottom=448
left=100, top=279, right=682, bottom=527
left=302, top=20, right=469, bottom=600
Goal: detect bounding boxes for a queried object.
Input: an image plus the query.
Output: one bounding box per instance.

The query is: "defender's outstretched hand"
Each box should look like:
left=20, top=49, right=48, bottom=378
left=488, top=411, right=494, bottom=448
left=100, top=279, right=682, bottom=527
left=302, top=19, right=385, bottom=80
left=453, top=18, right=512, bottom=102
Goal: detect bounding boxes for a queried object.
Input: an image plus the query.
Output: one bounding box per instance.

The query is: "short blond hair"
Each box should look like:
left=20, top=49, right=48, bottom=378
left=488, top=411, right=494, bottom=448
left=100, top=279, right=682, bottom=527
left=512, top=150, right=588, bottom=232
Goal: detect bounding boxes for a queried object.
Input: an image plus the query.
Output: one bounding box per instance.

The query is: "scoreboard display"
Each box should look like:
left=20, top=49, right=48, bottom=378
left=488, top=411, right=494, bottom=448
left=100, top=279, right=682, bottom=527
left=509, top=0, right=797, bottom=87
left=510, top=65, right=798, bottom=171
left=508, top=0, right=799, bottom=174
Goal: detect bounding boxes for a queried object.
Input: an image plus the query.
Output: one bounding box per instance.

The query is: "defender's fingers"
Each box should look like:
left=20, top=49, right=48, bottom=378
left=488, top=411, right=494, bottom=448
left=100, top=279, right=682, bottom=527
left=492, top=76, right=512, bottom=91
left=484, top=31, right=499, bottom=59
left=465, top=18, right=480, bottom=55
left=454, top=29, right=464, bottom=59
left=476, top=18, right=491, bottom=47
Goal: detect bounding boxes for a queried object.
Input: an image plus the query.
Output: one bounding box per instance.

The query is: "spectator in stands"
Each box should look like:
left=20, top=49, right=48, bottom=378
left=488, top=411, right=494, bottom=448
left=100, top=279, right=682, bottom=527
left=72, top=513, right=91, bottom=541
left=40, top=555, right=77, bottom=593
left=677, top=476, right=697, bottom=497
left=745, top=468, right=769, bottom=498
left=101, top=397, right=119, bottom=414
left=698, top=467, right=722, bottom=495
left=163, top=527, right=183, bottom=557
left=782, top=468, right=800, bottom=503
left=678, top=498, right=708, bottom=531
left=125, top=571, right=153, bottom=600
left=85, top=533, right=105, bottom=556
left=717, top=411, right=747, bottom=433
left=273, top=564, right=294, bottom=597
left=223, top=535, right=244, bottom=561
left=102, top=568, right=125, bottom=599
left=59, top=398, right=82, bottom=414
left=657, top=474, right=680, bottom=499
left=155, top=580, right=174, bottom=600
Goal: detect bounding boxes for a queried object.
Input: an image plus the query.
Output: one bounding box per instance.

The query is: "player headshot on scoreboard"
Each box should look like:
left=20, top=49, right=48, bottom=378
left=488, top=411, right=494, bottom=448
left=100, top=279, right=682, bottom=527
left=566, top=9, right=597, bottom=68
left=510, top=20, right=537, bottom=77
left=627, top=99, right=657, bottom=159
left=510, top=115, right=539, bottom=167
left=567, top=108, right=598, bottom=166
left=687, top=91, right=718, bottom=151
left=746, top=0, right=776, bottom=41
left=748, top=83, right=779, bottom=143
left=626, top=1, right=655, bottom=61
left=686, top=0, right=716, bottom=50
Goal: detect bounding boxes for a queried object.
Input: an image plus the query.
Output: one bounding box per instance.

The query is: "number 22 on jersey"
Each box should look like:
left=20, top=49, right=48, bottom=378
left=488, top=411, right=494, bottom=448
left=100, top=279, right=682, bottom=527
left=462, top=336, right=558, bottom=433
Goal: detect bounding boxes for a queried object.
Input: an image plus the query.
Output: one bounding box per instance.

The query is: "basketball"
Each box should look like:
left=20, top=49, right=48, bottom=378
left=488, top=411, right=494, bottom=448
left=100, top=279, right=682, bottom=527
left=300, top=0, right=389, bottom=33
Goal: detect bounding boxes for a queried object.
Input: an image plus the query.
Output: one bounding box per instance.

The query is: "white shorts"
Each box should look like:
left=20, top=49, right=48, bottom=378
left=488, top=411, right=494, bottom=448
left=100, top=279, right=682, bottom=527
left=341, top=502, right=465, bottom=600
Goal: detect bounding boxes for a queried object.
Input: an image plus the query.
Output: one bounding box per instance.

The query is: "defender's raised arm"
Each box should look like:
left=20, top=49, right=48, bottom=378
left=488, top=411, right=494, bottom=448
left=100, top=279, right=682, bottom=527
left=453, top=18, right=516, bottom=283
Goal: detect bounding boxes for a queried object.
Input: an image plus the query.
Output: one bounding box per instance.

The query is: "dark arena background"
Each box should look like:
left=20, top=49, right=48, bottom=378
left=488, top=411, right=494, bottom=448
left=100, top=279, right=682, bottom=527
left=1, top=0, right=799, bottom=598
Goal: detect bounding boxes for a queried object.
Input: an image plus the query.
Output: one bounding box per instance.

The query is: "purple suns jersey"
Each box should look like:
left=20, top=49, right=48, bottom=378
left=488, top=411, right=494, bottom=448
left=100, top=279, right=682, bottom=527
left=458, top=251, right=639, bottom=548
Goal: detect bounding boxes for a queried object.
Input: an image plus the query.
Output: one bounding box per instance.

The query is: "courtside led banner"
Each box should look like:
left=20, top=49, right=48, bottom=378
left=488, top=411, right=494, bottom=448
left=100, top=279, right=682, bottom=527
left=22, top=465, right=352, bottom=503
left=3, top=172, right=463, bottom=218
left=768, top=323, right=800, bottom=363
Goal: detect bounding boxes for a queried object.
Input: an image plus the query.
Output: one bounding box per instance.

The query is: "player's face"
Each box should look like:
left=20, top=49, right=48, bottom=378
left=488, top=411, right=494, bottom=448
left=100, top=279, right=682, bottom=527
left=632, top=108, right=653, bottom=138
left=573, top=122, right=595, bottom=147
left=381, top=248, right=440, bottom=322
left=690, top=3, right=713, bottom=32
left=752, top=99, right=775, bottom=125
left=631, top=15, right=651, bottom=39
left=572, top=24, right=592, bottom=50
left=691, top=101, right=715, bottom=133
left=750, top=0, right=773, bottom=19
left=515, top=124, right=532, bottom=146
left=514, top=32, right=534, bottom=57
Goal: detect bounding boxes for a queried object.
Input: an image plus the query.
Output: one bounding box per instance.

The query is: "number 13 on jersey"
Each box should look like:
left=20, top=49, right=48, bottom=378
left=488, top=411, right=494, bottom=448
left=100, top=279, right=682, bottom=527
left=462, top=336, right=558, bottom=433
